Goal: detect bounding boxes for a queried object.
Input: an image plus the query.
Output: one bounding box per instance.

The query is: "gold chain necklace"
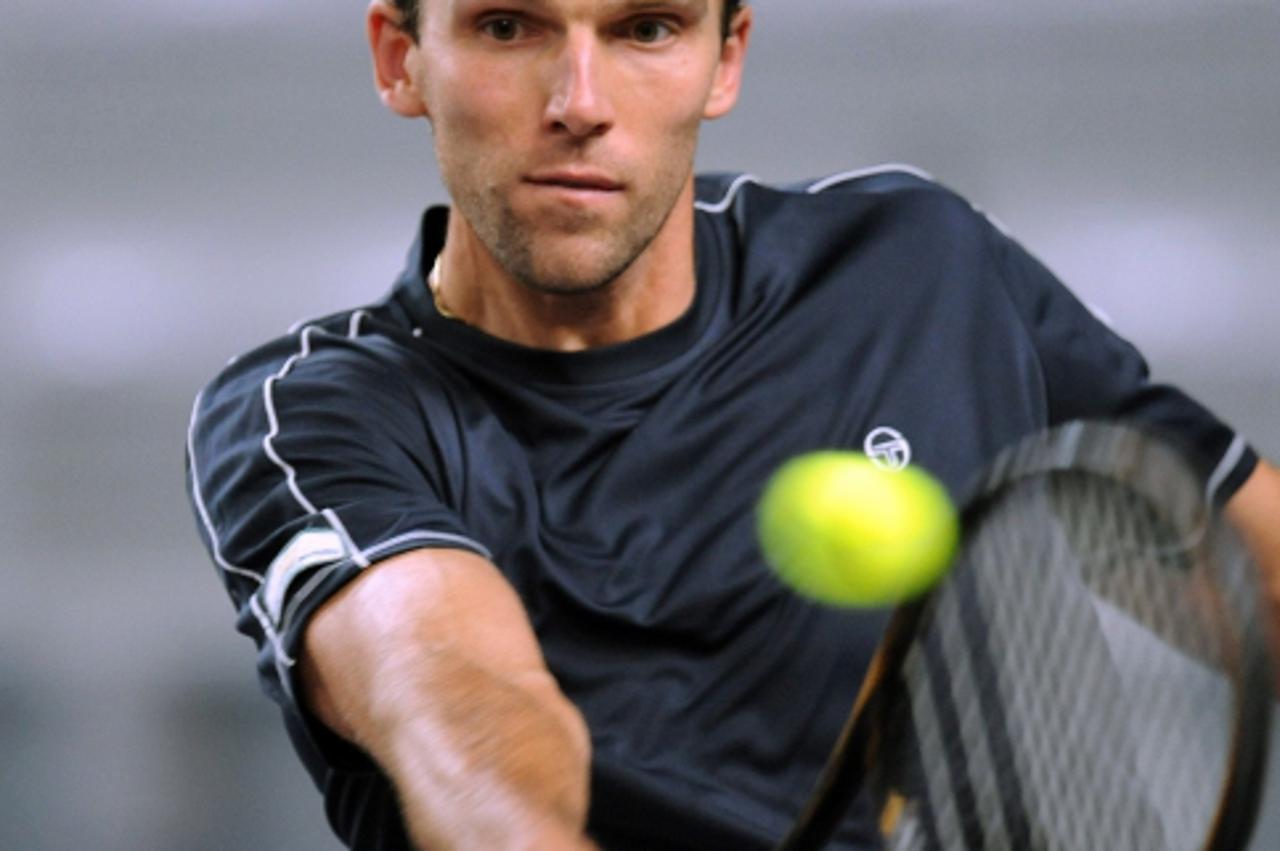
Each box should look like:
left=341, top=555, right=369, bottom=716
left=428, top=254, right=465, bottom=323
left=430, top=250, right=471, bottom=323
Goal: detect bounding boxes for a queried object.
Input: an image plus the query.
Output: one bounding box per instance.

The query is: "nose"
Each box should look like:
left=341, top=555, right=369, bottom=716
left=543, top=31, right=614, bottom=140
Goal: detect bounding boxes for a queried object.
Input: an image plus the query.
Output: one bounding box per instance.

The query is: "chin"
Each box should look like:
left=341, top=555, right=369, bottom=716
left=516, top=263, right=625, bottom=297
left=512, top=238, right=644, bottom=297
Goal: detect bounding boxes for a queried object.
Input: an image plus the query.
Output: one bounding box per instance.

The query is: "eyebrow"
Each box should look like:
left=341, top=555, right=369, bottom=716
left=483, top=0, right=709, bottom=17
left=612, top=0, right=709, bottom=14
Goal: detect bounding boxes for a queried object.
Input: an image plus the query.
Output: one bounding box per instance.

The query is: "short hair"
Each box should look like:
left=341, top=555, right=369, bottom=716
left=390, top=1, right=744, bottom=42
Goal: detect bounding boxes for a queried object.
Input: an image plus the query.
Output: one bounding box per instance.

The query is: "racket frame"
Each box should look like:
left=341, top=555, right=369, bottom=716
left=776, top=422, right=1273, bottom=851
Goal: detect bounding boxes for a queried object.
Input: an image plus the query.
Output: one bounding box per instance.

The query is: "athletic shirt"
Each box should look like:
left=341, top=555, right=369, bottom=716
left=186, top=168, right=1257, bottom=849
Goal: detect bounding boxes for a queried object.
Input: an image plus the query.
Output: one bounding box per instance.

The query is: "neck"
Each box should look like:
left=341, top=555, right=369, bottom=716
left=433, top=182, right=698, bottom=352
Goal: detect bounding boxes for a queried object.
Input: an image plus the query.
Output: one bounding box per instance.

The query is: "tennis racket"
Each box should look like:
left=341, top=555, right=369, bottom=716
left=778, top=421, right=1274, bottom=851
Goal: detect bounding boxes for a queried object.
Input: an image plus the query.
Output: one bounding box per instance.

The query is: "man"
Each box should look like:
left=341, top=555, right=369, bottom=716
left=186, top=1, right=1280, bottom=848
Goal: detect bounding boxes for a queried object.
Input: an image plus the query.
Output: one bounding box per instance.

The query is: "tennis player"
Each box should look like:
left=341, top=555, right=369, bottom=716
left=185, top=1, right=1280, bottom=848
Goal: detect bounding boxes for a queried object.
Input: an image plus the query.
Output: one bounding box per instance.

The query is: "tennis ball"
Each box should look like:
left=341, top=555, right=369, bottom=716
left=756, top=452, right=959, bottom=607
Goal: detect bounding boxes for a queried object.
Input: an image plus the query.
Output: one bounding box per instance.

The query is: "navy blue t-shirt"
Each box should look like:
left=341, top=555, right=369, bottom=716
left=186, top=168, right=1257, bottom=849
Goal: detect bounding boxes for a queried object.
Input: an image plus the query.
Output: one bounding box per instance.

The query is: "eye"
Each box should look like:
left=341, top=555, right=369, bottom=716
left=627, top=18, right=676, bottom=44
left=480, top=16, right=524, bottom=41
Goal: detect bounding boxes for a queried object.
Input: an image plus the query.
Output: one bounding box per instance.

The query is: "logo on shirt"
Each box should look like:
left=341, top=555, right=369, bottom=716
left=864, top=427, right=912, bottom=471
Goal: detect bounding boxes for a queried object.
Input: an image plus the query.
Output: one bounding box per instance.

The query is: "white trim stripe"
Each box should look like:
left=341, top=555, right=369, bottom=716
left=1206, top=435, right=1248, bottom=502
left=278, top=559, right=352, bottom=644
left=187, top=391, right=264, bottom=585
left=262, top=310, right=370, bottom=519
left=348, top=309, right=369, bottom=339
left=694, top=173, right=761, bottom=213
left=250, top=593, right=296, bottom=668
left=693, top=164, right=938, bottom=216
left=323, top=508, right=371, bottom=569
left=261, top=326, right=322, bottom=515
left=805, top=163, right=936, bottom=195
left=205, top=309, right=500, bottom=678
left=971, top=203, right=1014, bottom=238
left=277, top=524, right=496, bottom=644
left=364, top=530, right=495, bottom=562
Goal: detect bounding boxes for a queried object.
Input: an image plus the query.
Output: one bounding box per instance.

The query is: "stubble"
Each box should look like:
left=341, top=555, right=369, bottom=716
left=440, top=134, right=698, bottom=298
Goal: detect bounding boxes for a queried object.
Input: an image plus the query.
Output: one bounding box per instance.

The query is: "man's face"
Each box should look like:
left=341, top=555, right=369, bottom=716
left=408, top=0, right=748, bottom=294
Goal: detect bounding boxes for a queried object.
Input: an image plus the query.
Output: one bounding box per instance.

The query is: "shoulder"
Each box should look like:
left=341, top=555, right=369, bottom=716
left=695, top=165, right=984, bottom=225
left=693, top=165, right=999, bottom=274
left=186, top=301, right=476, bottom=579
left=200, top=300, right=432, bottom=403
left=693, top=166, right=1006, bottom=302
left=191, top=302, right=455, bottom=468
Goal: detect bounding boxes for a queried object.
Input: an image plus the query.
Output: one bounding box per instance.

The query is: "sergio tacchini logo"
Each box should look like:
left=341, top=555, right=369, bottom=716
left=864, top=426, right=912, bottom=471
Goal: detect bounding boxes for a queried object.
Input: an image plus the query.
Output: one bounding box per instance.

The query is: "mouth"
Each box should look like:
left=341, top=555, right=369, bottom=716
left=523, top=170, right=626, bottom=193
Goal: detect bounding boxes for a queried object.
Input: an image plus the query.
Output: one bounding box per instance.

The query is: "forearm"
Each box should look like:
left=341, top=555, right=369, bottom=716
left=363, top=647, right=593, bottom=849
left=301, top=551, right=596, bottom=850
left=1225, top=459, right=1280, bottom=694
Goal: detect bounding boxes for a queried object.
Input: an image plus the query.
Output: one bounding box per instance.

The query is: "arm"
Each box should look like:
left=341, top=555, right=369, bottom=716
left=299, top=549, right=597, bottom=850
left=1224, top=459, right=1280, bottom=694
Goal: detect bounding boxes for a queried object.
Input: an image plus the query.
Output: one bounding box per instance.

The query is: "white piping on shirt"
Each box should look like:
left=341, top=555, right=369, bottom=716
left=694, top=173, right=762, bottom=213
left=323, top=507, right=371, bottom=569
left=261, top=326, right=324, bottom=516
left=253, top=314, right=501, bottom=660
left=694, top=164, right=1252, bottom=509
left=693, top=163, right=937, bottom=216
left=186, top=390, right=264, bottom=584
left=804, top=163, right=936, bottom=195
left=348, top=308, right=369, bottom=339
left=364, top=530, right=494, bottom=563
left=1206, top=435, right=1248, bottom=504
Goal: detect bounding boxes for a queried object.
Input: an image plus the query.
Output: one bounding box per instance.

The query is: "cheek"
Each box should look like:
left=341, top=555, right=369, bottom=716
left=431, top=105, right=522, bottom=191
left=639, top=96, right=706, bottom=159
left=429, top=64, right=527, bottom=144
left=628, top=68, right=717, bottom=136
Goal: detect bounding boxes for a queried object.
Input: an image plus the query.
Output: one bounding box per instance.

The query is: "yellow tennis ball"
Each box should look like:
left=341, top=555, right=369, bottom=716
left=756, top=451, right=959, bottom=607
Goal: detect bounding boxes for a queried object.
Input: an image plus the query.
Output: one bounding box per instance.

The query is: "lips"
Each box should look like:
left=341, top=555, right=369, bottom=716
left=524, top=170, right=625, bottom=192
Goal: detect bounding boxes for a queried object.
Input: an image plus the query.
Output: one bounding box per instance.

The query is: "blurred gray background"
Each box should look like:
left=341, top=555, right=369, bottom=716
left=2, top=1, right=1277, bottom=848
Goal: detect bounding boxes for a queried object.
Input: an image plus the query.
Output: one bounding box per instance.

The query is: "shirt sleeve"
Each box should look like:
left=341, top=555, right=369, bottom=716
left=983, top=218, right=1258, bottom=505
left=186, top=321, right=490, bottom=769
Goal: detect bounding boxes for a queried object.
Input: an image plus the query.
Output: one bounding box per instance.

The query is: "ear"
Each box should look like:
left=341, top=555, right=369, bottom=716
left=368, top=1, right=428, bottom=118
left=703, top=4, right=753, bottom=120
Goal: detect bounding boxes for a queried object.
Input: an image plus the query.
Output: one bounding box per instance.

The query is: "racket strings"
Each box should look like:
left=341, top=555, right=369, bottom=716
left=875, top=469, right=1255, bottom=851
left=1048, top=473, right=1233, bottom=667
